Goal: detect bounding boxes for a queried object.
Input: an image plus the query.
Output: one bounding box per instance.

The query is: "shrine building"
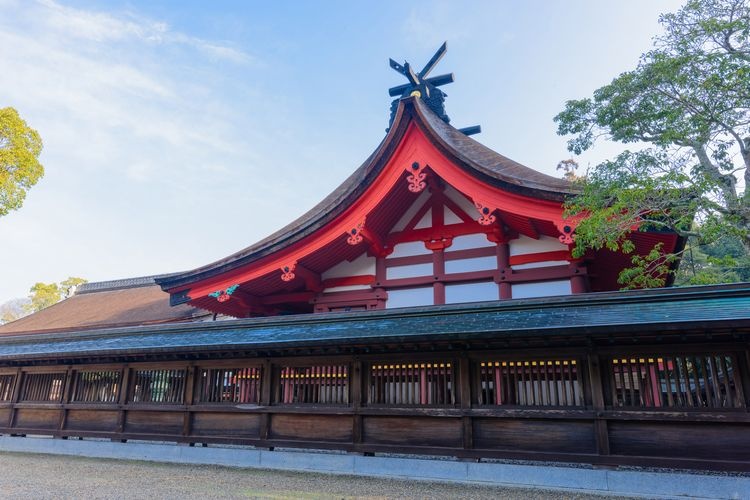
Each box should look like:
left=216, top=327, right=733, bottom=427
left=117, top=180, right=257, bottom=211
left=0, top=45, right=749, bottom=472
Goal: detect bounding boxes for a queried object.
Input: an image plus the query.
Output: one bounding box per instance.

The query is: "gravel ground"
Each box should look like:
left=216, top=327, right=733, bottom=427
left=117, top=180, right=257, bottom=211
left=0, top=452, right=624, bottom=499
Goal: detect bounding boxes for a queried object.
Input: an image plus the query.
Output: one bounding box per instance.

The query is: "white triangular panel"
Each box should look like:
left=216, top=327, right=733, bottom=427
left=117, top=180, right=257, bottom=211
left=321, top=252, right=376, bottom=280
left=444, top=206, right=462, bottom=225
left=444, top=185, right=476, bottom=220
left=391, top=190, right=431, bottom=233
left=414, top=209, right=432, bottom=229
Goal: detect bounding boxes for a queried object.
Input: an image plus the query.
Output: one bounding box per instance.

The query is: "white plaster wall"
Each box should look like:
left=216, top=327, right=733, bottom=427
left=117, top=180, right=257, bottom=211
left=321, top=253, right=376, bottom=280
left=444, top=185, right=476, bottom=218
left=445, top=256, right=497, bottom=274
left=444, top=205, right=463, bottom=225
left=386, top=287, right=433, bottom=308
left=509, top=235, right=568, bottom=256
left=386, top=262, right=434, bottom=280
left=414, top=209, right=432, bottom=229
left=445, top=281, right=499, bottom=304
left=390, top=190, right=431, bottom=233
left=449, top=233, right=495, bottom=251
left=511, top=280, right=572, bottom=299
left=389, top=241, right=431, bottom=258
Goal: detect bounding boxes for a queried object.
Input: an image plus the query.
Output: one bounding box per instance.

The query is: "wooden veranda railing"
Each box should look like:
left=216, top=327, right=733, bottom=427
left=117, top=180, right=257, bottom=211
left=0, top=344, right=748, bottom=471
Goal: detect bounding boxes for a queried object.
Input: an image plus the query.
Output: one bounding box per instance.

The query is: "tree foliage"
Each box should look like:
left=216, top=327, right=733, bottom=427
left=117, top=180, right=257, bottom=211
left=25, top=277, right=87, bottom=314
left=0, top=298, right=29, bottom=325
left=554, top=0, right=750, bottom=287
left=0, top=107, right=43, bottom=217
left=676, top=234, right=750, bottom=284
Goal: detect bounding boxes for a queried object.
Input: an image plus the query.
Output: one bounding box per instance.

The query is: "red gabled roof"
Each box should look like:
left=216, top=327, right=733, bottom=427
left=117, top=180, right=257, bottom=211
left=157, top=97, right=581, bottom=311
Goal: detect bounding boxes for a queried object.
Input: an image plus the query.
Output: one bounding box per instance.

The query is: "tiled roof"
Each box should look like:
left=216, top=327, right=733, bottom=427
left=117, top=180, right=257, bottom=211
left=75, top=274, right=180, bottom=294
left=156, top=97, right=577, bottom=292
left=0, top=281, right=208, bottom=336
left=0, top=283, right=747, bottom=360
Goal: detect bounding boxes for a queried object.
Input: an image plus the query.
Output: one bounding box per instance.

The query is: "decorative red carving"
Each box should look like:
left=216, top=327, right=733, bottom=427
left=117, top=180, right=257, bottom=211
left=406, top=161, right=427, bottom=193
left=280, top=262, right=297, bottom=282
left=347, top=219, right=365, bottom=245
left=474, top=202, right=497, bottom=226
left=424, top=237, right=453, bottom=250
left=555, top=221, right=576, bottom=244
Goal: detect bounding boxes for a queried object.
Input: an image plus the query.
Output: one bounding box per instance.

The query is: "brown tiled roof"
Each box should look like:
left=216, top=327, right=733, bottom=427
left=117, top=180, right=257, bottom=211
left=157, top=97, right=577, bottom=292
left=417, top=100, right=575, bottom=196
left=0, top=280, right=208, bottom=336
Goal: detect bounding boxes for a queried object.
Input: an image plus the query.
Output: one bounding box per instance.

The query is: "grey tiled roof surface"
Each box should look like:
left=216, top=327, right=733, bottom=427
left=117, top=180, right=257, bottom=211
left=76, top=274, right=181, bottom=294
left=0, top=285, right=748, bottom=360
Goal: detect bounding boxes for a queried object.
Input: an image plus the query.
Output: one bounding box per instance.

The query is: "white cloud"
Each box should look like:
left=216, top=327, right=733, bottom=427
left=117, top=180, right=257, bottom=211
left=34, top=0, right=254, bottom=64
left=125, top=162, right=153, bottom=182
left=0, top=1, right=279, bottom=302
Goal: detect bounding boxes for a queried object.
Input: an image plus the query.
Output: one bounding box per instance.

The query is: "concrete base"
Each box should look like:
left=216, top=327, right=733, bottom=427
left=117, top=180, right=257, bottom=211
left=0, top=436, right=747, bottom=499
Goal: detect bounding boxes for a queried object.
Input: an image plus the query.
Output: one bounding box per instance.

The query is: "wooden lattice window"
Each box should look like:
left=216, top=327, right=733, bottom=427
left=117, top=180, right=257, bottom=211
left=196, top=367, right=261, bottom=404
left=130, top=369, right=186, bottom=404
left=608, top=354, right=746, bottom=409
left=71, top=370, right=121, bottom=403
left=277, top=365, right=348, bottom=405
left=475, top=359, right=584, bottom=407
left=368, top=362, right=455, bottom=406
left=0, top=374, right=15, bottom=401
left=19, top=372, right=66, bottom=402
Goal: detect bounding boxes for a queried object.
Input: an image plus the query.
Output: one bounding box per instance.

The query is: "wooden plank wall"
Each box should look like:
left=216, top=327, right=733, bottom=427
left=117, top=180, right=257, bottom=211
left=0, top=343, right=748, bottom=471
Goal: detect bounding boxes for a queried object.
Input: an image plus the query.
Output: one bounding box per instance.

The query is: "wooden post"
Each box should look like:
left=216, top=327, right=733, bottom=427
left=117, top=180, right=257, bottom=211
left=352, top=359, right=363, bottom=447
left=182, top=364, right=196, bottom=438
left=58, top=366, right=75, bottom=436
left=737, top=347, right=750, bottom=408
left=375, top=256, right=386, bottom=286
left=458, top=356, right=473, bottom=450
left=433, top=249, right=446, bottom=305
left=115, top=366, right=131, bottom=440
left=8, top=368, right=23, bottom=430
left=259, top=360, right=272, bottom=444
left=586, top=352, right=610, bottom=456
left=570, top=262, right=589, bottom=294
left=496, top=242, right=511, bottom=299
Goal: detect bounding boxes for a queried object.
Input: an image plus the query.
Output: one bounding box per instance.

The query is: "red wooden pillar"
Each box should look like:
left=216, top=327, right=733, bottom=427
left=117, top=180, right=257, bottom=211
left=433, top=248, right=446, bottom=305
left=496, top=241, right=511, bottom=299
left=494, top=364, right=503, bottom=405
left=570, top=260, right=589, bottom=294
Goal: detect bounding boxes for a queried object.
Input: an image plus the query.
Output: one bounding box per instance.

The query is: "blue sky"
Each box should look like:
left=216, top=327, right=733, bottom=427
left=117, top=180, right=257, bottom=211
left=0, top=0, right=684, bottom=304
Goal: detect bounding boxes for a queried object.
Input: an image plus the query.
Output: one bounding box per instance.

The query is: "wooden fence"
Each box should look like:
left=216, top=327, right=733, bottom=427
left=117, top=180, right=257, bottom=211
left=1, top=343, right=749, bottom=471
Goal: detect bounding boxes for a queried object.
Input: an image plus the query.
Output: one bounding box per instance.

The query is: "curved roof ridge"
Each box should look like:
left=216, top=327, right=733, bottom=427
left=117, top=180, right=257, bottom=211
left=413, top=98, right=577, bottom=197
left=157, top=97, right=575, bottom=292
left=77, top=273, right=182, bottom=295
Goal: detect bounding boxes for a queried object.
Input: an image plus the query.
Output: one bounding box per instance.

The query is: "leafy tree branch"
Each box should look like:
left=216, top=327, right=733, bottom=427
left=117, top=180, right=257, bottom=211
left=555, top=0, right=750, bottom=286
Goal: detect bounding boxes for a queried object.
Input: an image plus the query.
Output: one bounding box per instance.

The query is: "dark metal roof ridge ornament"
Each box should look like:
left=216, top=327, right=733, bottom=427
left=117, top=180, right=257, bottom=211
left=387, top=41, right=481, bottom=137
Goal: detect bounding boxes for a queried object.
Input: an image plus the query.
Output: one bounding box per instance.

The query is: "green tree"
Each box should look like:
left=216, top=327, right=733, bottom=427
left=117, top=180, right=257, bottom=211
left=676, top=234, right=750, bottom=284
left=25, top=276, right=87, bottom=314
left=0, top=107, right=43, bottom=216
left=26, top=282, right=62, bottom=313
left=60, top=277, right=88, bottom=297
left=554, top=0, right=750, bottom=287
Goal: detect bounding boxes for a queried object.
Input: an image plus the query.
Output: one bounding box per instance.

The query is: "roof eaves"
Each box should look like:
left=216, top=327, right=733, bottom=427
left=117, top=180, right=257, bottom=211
left=2, top=282, right=748, bottom=346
